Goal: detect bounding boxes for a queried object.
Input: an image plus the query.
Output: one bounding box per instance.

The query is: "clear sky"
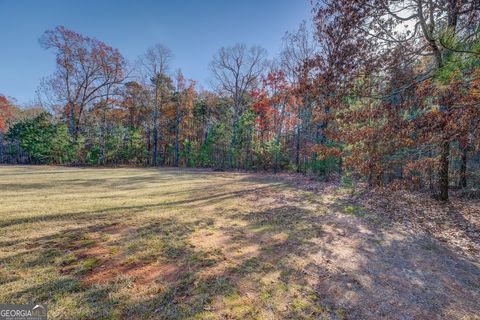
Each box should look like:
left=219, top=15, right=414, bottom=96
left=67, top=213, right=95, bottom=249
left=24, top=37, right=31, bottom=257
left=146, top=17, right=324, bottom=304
left=0, top=0, right=314, bottom=105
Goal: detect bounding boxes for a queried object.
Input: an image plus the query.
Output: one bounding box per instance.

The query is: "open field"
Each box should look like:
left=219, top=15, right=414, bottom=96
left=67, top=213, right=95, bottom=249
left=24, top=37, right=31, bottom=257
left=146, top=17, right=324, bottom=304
left=0, top=166, right=479, bottom=319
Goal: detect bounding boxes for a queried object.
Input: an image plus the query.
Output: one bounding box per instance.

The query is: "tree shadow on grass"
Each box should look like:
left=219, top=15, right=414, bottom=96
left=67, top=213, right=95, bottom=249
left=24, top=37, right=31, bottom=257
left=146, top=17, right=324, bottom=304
left=146, top=201, right=479, bottom=319
left=332, top=187, right=480, bottom=257
left=2, top=177, right=480, bottom=319
left=2, top=203, right=326, bottom=318
left=316, top=192, right=480, bottom=319
left=1, top=216, right=223, bottom=317
left=0, top=167, right=227, bottom=192
left=0, top=185, right=271, bottom=228
left=113, top=205, right=336, bottom=319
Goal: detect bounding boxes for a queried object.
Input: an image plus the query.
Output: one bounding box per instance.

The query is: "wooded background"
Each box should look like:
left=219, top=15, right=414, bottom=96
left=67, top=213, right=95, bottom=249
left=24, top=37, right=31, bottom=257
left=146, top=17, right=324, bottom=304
left=1, top=0, right=479, bottom=201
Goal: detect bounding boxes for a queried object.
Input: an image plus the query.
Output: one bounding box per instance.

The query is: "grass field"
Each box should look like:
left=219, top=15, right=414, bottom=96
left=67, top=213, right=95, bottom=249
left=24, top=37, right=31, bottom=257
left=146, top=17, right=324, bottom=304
left=1, top=166, right=479, bottom=319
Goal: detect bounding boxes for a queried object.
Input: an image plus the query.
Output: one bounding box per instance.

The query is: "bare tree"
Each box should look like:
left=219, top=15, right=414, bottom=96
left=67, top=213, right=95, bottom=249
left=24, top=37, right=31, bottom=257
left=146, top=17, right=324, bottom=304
left=138, top=43, right=173, bottom=165
left=40, top=26, right=126, bottom=138
left=210, top=44, right=267, bottom=118
left=209, top=44, right=267, bottom=169
left=141, top=44, right=172, bottom=78
left=281, top=20, right=317, bottom=83
left=281, top=21, right=318, bottom=171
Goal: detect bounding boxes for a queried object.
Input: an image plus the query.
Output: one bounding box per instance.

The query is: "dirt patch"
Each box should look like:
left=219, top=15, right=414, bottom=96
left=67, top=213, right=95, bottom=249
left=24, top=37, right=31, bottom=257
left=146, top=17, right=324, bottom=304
left=130, top=263, right=180, bottom=285
left=3, top=167, right=479, bottom=319
left=70, top=223, right=182, bottom=287
left=75, top=245, right=111, bottom=259
left=83, top=260, right=181, bottom=286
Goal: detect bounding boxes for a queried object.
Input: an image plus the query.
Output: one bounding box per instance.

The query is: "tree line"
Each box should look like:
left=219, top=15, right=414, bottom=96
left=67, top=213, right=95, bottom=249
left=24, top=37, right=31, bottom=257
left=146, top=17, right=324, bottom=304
left=1, top=0, right=479, bottom=201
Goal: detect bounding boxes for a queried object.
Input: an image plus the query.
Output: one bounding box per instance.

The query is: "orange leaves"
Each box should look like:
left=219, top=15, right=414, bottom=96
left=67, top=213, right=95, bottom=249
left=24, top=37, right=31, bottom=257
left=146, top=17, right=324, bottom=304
left=471, top=68, right=480, bottom=96
left=403, top=158, right=438, bottom=185
left=252, top=96, right=274, bottom=131
left=0, top=117, right=6, bottom=134
left=251, top=71, right=298, bottom=138
left=41, top=26, right=126, bottom=135
left=341, top=125, right=377, bottom=144
left=264, top=70, right=289, bottom=92
left=0, top=95, right=15, bottom=134
left=402, top=137, right=415, bottom=148
left=312, top=144, right=341, bottom=160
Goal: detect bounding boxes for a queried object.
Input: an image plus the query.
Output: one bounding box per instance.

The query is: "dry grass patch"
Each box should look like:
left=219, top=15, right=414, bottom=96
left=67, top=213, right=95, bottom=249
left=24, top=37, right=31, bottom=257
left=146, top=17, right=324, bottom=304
left=0, top=166, right=479, bottom=319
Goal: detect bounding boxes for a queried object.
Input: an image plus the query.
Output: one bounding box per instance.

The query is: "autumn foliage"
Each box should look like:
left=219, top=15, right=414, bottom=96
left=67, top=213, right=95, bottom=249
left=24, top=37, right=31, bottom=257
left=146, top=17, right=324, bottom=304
left=2, top=3, right=479, bottom=201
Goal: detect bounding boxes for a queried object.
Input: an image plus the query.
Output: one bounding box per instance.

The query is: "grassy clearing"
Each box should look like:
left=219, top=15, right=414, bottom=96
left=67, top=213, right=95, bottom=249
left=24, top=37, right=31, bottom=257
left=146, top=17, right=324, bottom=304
left=0, top=166, right=479, bottom=319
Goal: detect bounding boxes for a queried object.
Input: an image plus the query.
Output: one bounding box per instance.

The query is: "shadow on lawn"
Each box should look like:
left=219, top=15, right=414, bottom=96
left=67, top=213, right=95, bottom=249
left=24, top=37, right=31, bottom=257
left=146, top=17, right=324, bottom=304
left=0, top=167, right=237, bottom=192
left=0, top=185, right=271, bottom=228
left=2, top=178, right=479, bottom=319
left=118, top=205, right=329, bottom=319
left=0, top=172, right=184, bottom=192
left=122, top=202, right=480, bottom=319
left=320, top=191, right=480, bottom=319
left=334, top=186, right=480, bottom=257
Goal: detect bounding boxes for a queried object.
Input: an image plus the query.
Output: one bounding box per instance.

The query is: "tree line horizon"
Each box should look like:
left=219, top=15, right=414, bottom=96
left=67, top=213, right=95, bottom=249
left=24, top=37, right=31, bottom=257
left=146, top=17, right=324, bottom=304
left=1, top=0, right=479, bottom=201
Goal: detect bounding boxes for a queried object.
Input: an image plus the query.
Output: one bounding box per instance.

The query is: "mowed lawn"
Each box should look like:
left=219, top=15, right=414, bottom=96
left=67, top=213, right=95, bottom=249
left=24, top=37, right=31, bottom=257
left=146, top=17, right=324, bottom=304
left=0, top=166, right=479, bottom=319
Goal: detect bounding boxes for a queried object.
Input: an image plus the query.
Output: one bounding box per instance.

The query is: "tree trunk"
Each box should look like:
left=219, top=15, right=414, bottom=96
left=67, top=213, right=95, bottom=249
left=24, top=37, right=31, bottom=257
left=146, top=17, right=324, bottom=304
left=146, top=128, right=151, bottom=165
left=100, top=107, right=106, bottom=165
left=152, top=126, right=158, bottom=166
left=459, top=146, right=467, bottom=189
left=68, top=103, right=75, bottom=137
left=174, top=103, right=180, bottom=167
left=228, top=119, right=238, bottom=170
left=295, top=125, right=301, bottom=172
left=245, top=131, right=250, bottom=170
left=438, top=138, right=450, bottom=201
left=152, top=81, right=159, bottom=166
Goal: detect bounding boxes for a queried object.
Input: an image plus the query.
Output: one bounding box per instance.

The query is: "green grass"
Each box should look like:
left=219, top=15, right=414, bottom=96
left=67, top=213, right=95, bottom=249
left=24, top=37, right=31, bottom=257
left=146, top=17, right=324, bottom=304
left=0, top=166, right=340, bottom=319
left=1, top=166, right=479, bottom=319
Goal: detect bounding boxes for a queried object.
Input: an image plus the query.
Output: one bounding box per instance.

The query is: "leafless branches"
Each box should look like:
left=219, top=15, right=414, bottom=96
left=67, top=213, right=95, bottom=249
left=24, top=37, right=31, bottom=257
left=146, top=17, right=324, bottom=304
left=210, top=44, right=267, bottom=116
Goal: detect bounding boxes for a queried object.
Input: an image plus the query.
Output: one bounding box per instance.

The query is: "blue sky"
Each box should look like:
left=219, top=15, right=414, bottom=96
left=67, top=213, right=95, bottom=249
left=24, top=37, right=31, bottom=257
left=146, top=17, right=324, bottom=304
left=0, top=0, right=314, bottom=105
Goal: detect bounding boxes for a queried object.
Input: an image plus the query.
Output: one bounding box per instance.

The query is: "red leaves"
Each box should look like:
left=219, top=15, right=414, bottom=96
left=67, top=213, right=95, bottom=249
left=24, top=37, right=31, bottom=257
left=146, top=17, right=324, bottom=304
left=0, top=95, right=8, bottom=133
left=251, top=71, right=298, bottom=139
left=252, top=95, right=273, bottom=131
left=0, top=95, right=14, bottom=134
left=41, top=26, right=127, bottom=135
left=41, top=26, right=126, bottom=84
left=312, top=144, right=341, bottom=160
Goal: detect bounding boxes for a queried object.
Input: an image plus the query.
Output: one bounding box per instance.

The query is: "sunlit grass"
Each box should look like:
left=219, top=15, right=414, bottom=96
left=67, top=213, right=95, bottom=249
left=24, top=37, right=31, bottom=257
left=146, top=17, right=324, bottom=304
left=2, top=166, right=476, bottom=319
left=0, top=166, right=334, bottom=319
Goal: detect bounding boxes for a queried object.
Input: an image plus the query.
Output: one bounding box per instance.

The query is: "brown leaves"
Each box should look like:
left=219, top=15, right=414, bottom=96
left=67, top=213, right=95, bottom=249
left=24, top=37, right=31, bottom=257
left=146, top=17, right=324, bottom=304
left=40, top=26, right=126, bottom=135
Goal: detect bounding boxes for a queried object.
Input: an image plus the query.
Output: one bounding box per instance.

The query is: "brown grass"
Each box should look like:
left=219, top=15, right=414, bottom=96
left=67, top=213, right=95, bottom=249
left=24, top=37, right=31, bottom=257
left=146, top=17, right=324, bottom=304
left=0, top=166, right=479, bottom=319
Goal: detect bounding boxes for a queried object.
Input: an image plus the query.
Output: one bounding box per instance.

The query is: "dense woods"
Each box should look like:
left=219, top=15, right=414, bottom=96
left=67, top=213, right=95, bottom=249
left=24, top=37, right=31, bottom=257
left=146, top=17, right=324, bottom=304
left=1, top=0, right=479, bottom=201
